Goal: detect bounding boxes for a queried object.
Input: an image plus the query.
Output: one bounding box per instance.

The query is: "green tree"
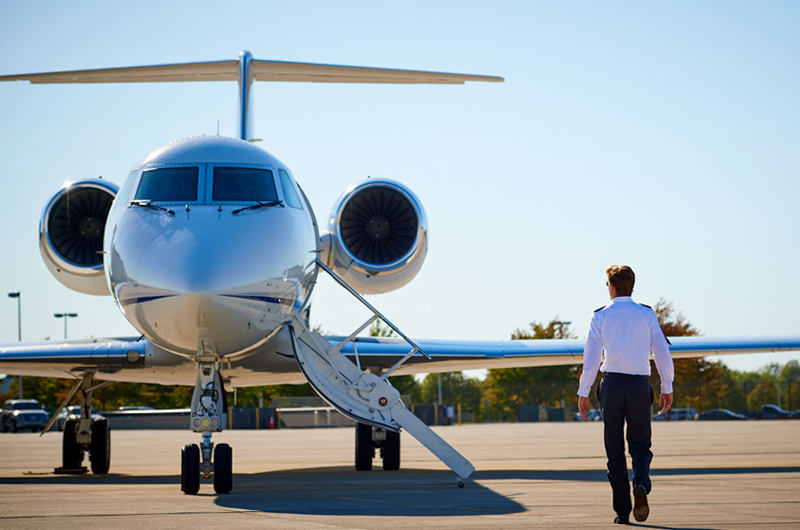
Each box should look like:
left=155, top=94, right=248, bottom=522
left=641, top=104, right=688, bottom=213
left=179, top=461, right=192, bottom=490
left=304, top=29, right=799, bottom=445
left=651, top=299, right=727, bottom=412
left=780, top=360, right=800, bottom=411
left=483, top=318, right=579, bottom=422
left=746, top=365, right=779, bottom=410
left=418, top=372, right=482, bottom=419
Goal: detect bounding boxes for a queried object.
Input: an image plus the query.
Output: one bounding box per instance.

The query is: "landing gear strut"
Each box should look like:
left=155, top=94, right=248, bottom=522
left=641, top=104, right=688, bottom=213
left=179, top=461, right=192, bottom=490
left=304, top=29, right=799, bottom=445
left=180, top=360, right=232, bottom=494
left=57, top=372, right=112, bottom=474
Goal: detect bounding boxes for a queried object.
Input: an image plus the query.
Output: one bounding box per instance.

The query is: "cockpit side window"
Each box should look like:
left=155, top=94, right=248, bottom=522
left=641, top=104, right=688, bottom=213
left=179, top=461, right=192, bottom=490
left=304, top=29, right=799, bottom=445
left=135, top=167, right=199, bottom=202
left=213, top=167, right=277, bottom=202
left=278, top=169, right=303, bottom=210
left=113, top=170, right=139, bottom=209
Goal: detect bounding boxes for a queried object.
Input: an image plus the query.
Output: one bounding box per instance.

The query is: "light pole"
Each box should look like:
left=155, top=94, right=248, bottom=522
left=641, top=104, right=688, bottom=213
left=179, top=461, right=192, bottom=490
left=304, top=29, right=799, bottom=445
left=7, top=292, right=21, bottom=398
left=54, top=313, right=78, bottom=340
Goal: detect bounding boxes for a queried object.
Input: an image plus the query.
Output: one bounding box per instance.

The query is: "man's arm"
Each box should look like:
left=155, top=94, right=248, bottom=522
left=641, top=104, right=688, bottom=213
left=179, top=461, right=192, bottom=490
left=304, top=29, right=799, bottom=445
left=649, top=311, right=674, bottom=395
left=577, top=313, right=603, bottom=402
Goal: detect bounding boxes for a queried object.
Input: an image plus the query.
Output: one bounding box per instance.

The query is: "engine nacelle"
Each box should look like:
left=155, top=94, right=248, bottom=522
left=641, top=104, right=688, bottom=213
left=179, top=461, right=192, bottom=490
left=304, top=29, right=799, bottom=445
left=39, top=179, right=118, bottom=295
left=320, top=178, right=427, bottom=295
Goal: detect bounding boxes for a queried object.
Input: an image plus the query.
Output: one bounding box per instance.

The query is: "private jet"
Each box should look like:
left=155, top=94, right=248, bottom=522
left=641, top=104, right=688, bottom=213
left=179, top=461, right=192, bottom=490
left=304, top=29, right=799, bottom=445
left=1, top=51, right=798, bottom=494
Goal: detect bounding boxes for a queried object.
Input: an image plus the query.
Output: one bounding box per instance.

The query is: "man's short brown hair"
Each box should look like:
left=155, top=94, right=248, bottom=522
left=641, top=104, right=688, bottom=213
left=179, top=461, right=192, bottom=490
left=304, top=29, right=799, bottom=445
left=606, top=265, right=635, bottom=296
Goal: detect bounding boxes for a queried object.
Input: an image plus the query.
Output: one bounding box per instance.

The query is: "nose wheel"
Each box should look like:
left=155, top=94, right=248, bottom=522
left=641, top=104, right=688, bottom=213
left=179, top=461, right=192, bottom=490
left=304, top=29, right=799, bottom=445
left=181, top=444, right=200, bottom=494
left=181, top=360, right=233, bottom=494
left=180, top=442, right=233, bottom=495
left=213, top=443, right=233, bottom=494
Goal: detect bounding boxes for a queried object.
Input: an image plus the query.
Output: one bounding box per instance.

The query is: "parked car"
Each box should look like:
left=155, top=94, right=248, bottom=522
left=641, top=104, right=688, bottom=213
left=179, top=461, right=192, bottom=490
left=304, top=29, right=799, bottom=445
left=697, top=408, right=746, bottom=421
left=1, top=399, right=50, bottom=432
left=55, top=405, right=105, bottom=431
left=761, top=404, right=794, bottom=420
left=653, top=406, right=697, bottom=421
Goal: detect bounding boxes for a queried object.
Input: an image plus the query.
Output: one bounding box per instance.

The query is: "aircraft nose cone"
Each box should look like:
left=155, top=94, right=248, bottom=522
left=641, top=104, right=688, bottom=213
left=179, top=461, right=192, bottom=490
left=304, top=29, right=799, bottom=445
left=109, top=205, right=316, bottom=356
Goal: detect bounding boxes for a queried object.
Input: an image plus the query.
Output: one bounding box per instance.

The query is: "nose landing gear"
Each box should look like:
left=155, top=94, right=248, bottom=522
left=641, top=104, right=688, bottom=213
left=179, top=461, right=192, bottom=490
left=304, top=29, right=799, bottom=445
left=180, top=360, right=233, bottom=494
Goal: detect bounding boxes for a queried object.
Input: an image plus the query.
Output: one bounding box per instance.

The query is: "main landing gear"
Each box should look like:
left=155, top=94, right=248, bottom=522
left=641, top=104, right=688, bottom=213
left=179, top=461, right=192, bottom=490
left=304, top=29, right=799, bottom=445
left=56, top=372, right=113, bottom=474
left=355, top=422, right=400, bottom=471
left=180, top=360, right=232, bottom=494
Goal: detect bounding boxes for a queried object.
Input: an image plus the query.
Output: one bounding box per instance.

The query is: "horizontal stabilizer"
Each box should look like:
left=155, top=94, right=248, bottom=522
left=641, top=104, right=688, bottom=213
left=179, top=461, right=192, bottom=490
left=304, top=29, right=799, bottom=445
left=0, top=58, right=503, bottom=85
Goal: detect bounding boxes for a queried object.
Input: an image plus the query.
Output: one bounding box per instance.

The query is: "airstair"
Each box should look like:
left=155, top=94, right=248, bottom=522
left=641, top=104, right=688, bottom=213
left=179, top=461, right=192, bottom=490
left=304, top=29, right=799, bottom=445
left=287, top=260, right=474, bottom=485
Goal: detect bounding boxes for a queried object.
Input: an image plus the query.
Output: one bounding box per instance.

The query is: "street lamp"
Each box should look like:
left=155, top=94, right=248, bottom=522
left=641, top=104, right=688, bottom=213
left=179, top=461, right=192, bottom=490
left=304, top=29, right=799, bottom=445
left=7, top=292, right=21, bottom=398
left=54, top=313, right=78, bottom=340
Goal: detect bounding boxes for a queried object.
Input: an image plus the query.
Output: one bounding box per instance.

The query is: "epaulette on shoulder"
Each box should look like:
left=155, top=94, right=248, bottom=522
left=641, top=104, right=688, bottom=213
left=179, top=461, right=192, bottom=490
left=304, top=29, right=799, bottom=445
left=594, top=306, right=605, bottom=313
left=639, top=303, right=652, bottom=309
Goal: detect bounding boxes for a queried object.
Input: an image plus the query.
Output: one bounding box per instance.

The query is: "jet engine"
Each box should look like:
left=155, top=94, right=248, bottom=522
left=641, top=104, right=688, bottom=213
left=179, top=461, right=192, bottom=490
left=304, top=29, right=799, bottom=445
left=39, top=179, right=118, bottom=295
left=320, top=178, right=427, bottom=295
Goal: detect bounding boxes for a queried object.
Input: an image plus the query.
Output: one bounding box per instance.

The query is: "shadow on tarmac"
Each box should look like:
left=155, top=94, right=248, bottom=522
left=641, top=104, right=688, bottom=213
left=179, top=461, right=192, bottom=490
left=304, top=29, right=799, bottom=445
left=1, top=464, right=798, bottom=520
left=473, top=465, right=800, bottom=482
left=213, top=466, right=524, bottom=516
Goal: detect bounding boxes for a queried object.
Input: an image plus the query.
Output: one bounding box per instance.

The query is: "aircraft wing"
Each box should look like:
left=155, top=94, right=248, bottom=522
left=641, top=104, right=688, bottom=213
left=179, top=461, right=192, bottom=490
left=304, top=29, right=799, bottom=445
left=0, top=59, right=503, bottom=85
left=0, top=338, right=146, bottom=378
left=2, top=334, right=798, bottom=383
left=325, top=335, right=800, bottom=376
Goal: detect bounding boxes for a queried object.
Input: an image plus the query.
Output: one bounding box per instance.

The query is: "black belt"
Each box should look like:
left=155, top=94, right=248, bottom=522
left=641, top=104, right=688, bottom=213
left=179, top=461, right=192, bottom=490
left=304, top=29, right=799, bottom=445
left=602, top=372, right=649, bottom=379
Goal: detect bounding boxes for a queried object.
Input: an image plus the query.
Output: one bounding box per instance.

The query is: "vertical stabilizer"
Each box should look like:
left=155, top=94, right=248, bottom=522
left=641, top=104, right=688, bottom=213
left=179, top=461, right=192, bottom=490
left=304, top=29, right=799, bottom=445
left=237, top=51, right=255, bottom=141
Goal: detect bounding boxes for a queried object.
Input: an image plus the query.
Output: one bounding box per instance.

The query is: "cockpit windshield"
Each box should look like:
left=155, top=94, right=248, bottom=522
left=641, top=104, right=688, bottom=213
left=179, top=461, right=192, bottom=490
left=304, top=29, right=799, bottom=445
left=135, top=167, right=199, bottom=202
left=213, top=167, right=277, bottom=202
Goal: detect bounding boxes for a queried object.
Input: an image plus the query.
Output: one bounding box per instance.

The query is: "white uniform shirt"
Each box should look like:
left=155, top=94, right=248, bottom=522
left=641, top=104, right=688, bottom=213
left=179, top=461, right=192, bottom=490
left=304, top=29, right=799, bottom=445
left=577, top=296, right=674, bottom=398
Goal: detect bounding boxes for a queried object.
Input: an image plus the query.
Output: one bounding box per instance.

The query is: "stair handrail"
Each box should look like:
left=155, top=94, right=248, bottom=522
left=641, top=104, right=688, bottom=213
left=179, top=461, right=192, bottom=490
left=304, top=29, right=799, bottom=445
left=314, top=258, right=431, bottom=366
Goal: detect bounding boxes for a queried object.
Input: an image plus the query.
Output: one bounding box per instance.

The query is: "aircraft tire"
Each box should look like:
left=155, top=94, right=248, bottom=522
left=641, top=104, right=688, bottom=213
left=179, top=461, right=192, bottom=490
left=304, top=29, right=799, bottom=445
left=382, top=430, right=400, bottom=471
left=355, top=422, right=374, bottom=471
left=89, top=418, right=111, bottom=474
left=181, top=444, right=200, bottom=494
left=213, top=443, right=233, bottom=494
left=62, top=419, right=83, bottom=468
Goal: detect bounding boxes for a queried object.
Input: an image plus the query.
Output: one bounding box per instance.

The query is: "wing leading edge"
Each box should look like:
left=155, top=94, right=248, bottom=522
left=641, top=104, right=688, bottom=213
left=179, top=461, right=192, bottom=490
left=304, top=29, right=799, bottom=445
left=324, top=335, right=800, bottom=376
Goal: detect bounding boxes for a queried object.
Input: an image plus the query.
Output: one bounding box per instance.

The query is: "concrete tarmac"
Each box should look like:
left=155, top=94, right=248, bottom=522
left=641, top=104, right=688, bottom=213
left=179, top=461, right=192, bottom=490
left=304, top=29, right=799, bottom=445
left=0, top=421, right=798, bottom=529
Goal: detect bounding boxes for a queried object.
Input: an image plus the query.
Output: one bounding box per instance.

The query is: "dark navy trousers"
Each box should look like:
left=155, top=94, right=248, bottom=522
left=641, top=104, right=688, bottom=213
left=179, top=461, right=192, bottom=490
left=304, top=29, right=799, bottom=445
left=598, top=372, right=654, bottom=517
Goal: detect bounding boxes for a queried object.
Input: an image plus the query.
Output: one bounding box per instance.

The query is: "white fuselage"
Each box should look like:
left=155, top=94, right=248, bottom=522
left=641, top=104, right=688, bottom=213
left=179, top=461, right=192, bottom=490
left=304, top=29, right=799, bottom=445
left=104, top=136, right=319, bottom=359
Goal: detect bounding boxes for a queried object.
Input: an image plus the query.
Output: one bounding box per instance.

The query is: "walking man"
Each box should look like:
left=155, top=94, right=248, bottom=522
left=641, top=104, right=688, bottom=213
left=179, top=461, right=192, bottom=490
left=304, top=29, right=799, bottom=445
left=578, top=265, right=674, bottom=524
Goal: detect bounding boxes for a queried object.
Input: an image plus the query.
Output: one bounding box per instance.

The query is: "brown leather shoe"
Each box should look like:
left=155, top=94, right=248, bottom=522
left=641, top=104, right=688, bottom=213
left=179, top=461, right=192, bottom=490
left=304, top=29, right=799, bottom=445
left=633, top=485, right=649, bottom=522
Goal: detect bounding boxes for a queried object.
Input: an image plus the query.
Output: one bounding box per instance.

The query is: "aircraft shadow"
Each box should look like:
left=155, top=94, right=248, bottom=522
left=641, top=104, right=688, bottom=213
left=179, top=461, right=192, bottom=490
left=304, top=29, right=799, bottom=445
left=213, top=466, right=524, bottom=516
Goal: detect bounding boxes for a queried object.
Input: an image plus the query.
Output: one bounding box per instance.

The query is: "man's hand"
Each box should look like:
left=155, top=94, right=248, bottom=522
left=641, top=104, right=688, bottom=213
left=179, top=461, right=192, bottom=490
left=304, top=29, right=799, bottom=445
left=659, top=392, right=673, bottom=415
left=579, top=395, right=591, bottom=420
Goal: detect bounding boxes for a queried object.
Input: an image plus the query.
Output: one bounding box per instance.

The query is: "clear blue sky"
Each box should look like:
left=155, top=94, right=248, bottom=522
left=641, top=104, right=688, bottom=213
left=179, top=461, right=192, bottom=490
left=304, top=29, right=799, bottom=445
left=0, top=1, right=798, bottom=374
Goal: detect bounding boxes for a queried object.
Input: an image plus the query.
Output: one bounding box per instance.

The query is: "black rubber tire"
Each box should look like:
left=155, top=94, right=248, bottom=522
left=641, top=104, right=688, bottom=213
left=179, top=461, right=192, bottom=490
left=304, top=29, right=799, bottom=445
left=181, top=444, right=200, bottom=495
left=11, top=420, right=18, bottom=433
left=382, top=430, right=401, bottom=471
left=213, top=443, right=233, bottom=494
left=62, top=418, right=83, bottom=468
left=89, top=418, right=111, bottom=474
left=355, top=422, right=374, bottom=471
